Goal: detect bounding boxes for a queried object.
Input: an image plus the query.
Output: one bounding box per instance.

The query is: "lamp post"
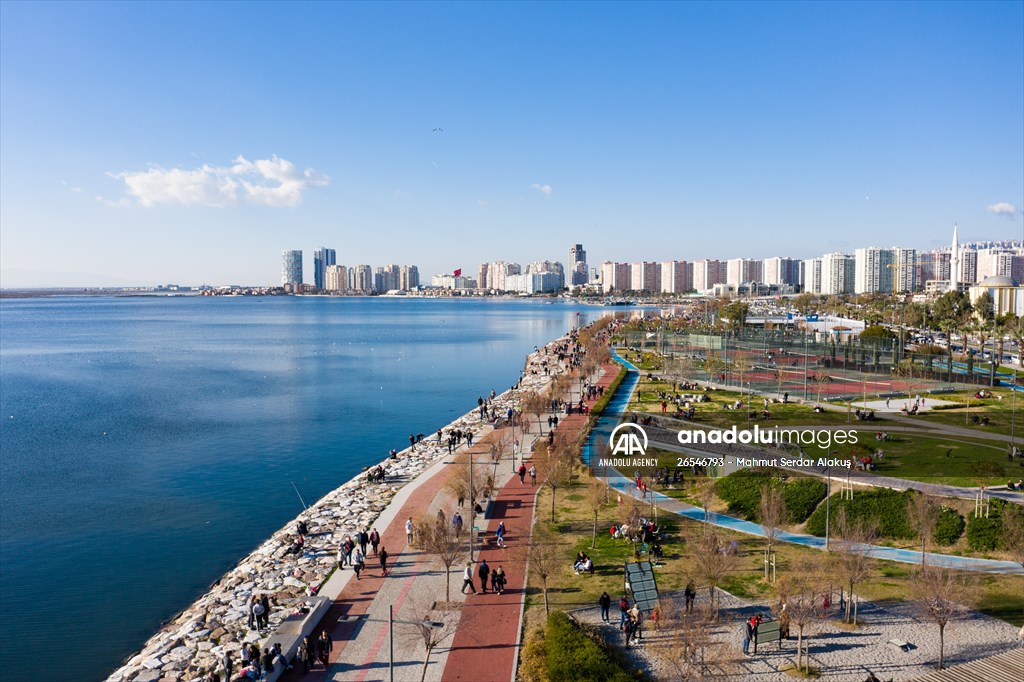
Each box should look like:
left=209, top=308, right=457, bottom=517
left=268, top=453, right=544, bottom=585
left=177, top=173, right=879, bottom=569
left=824, top=461, right=832, bottom=552
left=338, top=609, right=444, bottom=682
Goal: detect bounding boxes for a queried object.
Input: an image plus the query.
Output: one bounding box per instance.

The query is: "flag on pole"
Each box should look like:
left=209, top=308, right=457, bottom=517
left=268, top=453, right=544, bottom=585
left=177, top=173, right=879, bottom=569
left=453, top=268, right=462, bottom=277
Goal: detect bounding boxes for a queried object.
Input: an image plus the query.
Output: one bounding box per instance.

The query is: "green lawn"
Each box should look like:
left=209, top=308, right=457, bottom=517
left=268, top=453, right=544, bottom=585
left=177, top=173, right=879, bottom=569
left=914, top=388, right=1024, bottom=438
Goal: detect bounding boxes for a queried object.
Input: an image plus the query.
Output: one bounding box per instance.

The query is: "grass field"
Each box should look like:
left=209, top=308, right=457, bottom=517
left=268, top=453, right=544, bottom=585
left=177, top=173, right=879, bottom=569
left=523, top=472, right=1024, bottom=634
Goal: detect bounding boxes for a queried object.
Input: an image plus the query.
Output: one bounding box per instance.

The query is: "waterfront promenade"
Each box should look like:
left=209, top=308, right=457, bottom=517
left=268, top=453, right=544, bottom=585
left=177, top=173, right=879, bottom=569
left=275, top=360, right=620, bottom=682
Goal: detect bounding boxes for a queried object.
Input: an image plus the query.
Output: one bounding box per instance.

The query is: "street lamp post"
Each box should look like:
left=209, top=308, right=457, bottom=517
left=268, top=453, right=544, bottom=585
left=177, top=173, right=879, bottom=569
left=824, top=462, right=832, bottom=551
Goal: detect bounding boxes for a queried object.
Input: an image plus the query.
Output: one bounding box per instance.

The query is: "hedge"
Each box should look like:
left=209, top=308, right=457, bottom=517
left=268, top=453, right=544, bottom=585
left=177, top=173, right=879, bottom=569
left=715, top=470, right=826, bottom=525
left=545, top=611, right=636, bottom=682
left=781, top=478, right=828, bottom=524
left=966, top=512, right=1003, bottom=551
left=932, top=507, right=965, bottom=546
left=805, top=488, right=915, bottom=540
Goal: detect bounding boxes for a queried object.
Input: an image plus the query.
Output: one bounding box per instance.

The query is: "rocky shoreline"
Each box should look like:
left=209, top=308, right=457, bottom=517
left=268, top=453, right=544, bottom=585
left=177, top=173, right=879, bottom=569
left=106, top=336, right=571, bottom=682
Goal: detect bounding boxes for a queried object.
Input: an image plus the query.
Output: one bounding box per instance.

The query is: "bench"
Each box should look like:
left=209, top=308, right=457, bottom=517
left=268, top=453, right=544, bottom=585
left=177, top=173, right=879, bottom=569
left=887, top=639, right=911, bottom=652
left=753, top=620, right=783, bottom=653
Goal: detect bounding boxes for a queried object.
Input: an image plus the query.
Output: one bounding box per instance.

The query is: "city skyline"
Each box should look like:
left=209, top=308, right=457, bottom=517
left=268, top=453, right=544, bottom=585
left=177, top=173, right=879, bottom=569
left=1, top=2, right=1022, bottom=287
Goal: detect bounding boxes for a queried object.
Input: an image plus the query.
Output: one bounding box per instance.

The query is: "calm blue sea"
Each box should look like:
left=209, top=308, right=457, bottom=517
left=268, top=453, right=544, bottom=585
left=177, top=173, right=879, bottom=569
left=0, top=295, right=599, bottom=680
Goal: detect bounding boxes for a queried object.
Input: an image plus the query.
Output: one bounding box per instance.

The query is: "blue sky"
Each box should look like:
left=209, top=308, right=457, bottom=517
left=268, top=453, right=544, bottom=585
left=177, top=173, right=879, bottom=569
left=1, top=1, right=1021, bottom=287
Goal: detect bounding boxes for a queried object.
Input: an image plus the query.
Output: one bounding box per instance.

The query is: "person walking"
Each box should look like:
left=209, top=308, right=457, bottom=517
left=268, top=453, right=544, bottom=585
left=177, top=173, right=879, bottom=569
left=599, top=592, right=611, bottom=622
left=352, top=547, right=365, bottom=580
left=518, top=463, right=527, bottom=484
left=495, top=521, right=506, bottom=548
left=529, top=464, right=537, bottom=485
left=461, top=562, right=477, bottom=595
left=624, top=615, right=636, bottom=647
left=478, top=559, right=491, bottom=594
left=406, top=517, right=414, bottom=546
left=358, top=528, right=369, bottom=556
left=684, top=581, right=696, bottom=613
left=298, top=635, right=314, bottom=673
left=631, top=605, right=644, bottom=642
left=317, top=630, right=332, bottom=667
left=379, top=546, right=389, bottom=576
left=369, top=527, right=380, bottom=556
left=618, top=595, right=630, bottom=630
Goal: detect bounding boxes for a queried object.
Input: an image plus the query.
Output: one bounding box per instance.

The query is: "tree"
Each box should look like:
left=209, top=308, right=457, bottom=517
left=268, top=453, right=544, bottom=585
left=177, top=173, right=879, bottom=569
left=445, top=450, right=482, bottom=511
left=911, top=565, right=976, bottom=670
left=489, top=431, right=512, bottom=482
left=695, top=479, right=717, bottom=534
left=831, top=507, right=878, bottom=624
left=399, top=601, right=458, bottom=682
left=859, top=325, right=897, bottom=343
left=974, top=291, right=995, bottom=325
left=776, top=556, right=828, bottom=674
left=687, top=529, right=736, bottom=617
left=522, top=523, right=563, bottom=615
left=1008, top=315, right=1024, bottom=368
left=522, top=390, right=549, bottom=435
left=586, top=476, right=606, bottom=549
left=757, top=484, right=787, bottom=560
left=664, top=354, right=697, bottom=391
left=720, top=301, right=749, bottom=336
left=652, top=601, right=739, bottom=680
left=907, top=493, right=940, bottom=564
left=416, top=513, right=466, bottom=603
left=536, top=440, right=574, bottom=522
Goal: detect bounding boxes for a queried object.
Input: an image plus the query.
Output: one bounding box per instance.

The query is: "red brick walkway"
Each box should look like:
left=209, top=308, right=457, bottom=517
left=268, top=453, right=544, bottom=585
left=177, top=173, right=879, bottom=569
left=440, top=362, right=622, bottom=682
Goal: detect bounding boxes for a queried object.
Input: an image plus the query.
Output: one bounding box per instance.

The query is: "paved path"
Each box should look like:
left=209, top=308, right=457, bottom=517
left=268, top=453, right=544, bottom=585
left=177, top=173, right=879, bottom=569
left=442, top=361, right=621, bottom=682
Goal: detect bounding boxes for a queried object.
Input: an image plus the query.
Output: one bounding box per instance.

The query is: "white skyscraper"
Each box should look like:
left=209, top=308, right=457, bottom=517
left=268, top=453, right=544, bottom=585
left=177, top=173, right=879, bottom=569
left=950, top=223, right=960, bottom=292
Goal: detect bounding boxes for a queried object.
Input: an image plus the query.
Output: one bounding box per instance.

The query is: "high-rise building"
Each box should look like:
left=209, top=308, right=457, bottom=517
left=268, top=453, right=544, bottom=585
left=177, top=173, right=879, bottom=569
left=950, top=224, right=960, bottom=292
left=325, top=264, right=347, bottom=292
left=568, top=244, right=588, bottom=286
left=630, top=262, right=660, bottom=292
left=399, top=265, right=420, bottom=290
left=350, top=264, right=373, bottom=292
left=600, top=262, right=632, bottom=293
left=803, top=259, right=822, bottom=294
left=854, top=247, right=895, bottom=294
left=313, top=247, right=336, bottom=289
left=820, top=253, right=855, bottom=295
left=660, top=261, right=692, bottom=294
left=726, top=258, right=763, bottom=286
left=692, top=260, right=727, bottom=292
left=281, top=250, right=303, bottom=286
left=763, top=257, right=801, bottom=287
left=477, top=263, right=490, bottom=290
left=891, top=248, right=916, bottom=293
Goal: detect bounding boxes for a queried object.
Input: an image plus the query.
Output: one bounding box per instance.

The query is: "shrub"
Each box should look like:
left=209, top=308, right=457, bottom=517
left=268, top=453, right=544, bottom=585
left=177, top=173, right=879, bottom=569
left=966, top=513, right=1002, bottom=551
left=781, top=478, right=827, bottom=523
left=715, top=470, right=771, bottom=520
left=545, top=611, right=636, bottom=682
left=932, top=507, right=965, bottom=546
left=805, top=488, right=914, bottom=540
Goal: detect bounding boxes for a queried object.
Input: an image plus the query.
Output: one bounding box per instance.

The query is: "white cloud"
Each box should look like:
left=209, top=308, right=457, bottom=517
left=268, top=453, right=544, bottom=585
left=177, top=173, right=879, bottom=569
left=985, top=202, right=1020, bottom=218
left=531, top=183, right=553, bottom=197
left=111, top=155, right=329, bottom=208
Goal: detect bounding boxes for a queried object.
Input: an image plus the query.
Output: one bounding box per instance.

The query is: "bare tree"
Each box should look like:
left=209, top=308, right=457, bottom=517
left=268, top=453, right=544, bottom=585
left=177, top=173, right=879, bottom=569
left=831, top=507, right=878, bottom=624
left=911, top=565, right=977, bottom=670
left=907, top=492, right=940, bottom=564
left=522, top=523, right=564, bottom=615
left=522, top=390, right=550, bottom=435
left=399, top=602, right=459, bottom=682
left=444, top=449, right=481, bottom=510
left=489, top=431, right=512, bottom=482
left=695, top=479, right=717, bottom=534
left=776, top=556, right=829, bottom=674
left=536, top=440, right=575, bottom=523
left=652, top=600, right=739, bottom=680
left=687, top=529, right=737, bottom=617
left=757, top=483, right=787, bottom=558
left=416, top=514, right=467, bottom=603
left=586, top=476, right=606, bottom=549
left=664, top=355, right=697, bottom=392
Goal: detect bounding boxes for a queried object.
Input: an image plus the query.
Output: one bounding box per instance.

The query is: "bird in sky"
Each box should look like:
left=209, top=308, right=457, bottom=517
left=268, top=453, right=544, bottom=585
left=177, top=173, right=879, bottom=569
left=433, top=127, right=444, bottom=132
